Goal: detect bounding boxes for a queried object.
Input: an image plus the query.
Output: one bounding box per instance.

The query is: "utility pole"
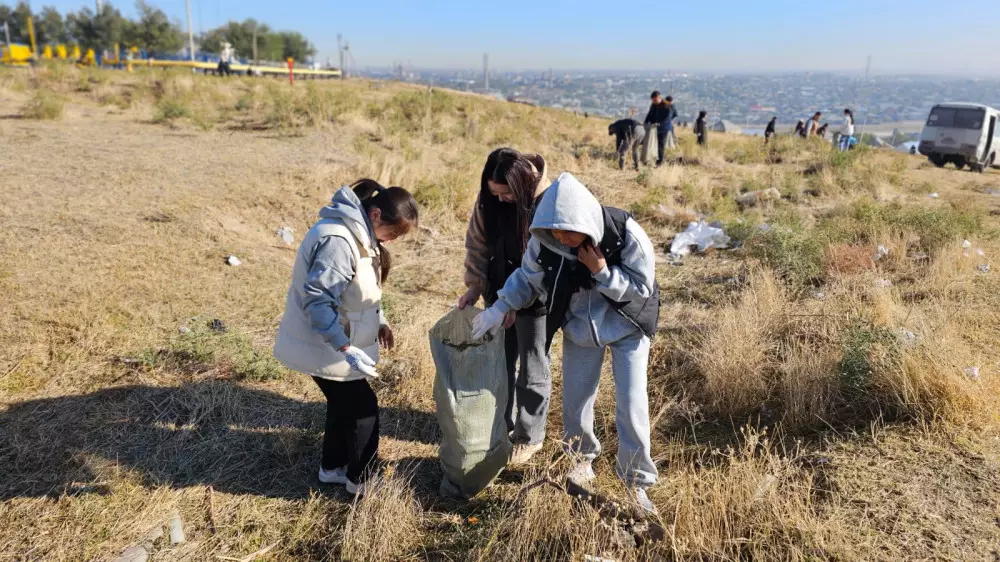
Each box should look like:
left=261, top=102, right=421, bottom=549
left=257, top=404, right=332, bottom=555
left=96, top=0, right=103, bottom=10
left=185, top=0, right=194, bottom=62
left=337, top=34, right=343, bottom=74
left=252, top=22, right=258, bottom=66
left=483, top=53, right=489, bottom=91
left=2, top=22, right=11, bottom=65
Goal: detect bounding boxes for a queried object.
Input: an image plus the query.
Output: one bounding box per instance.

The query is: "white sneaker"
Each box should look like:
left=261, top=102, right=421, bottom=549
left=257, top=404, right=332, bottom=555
left=633, top=487, right=658, bottom=515
left=566, top=461, right=596, bottom=486
left=510, top=442, right=544, bottom=465
left=345, top=478, right=371, bottom=497
left=318, top=465, right=348, bottom=485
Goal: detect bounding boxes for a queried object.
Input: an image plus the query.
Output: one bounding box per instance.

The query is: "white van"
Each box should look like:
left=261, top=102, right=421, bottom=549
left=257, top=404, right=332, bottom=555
left=919, top=103, right=1000, bottom=172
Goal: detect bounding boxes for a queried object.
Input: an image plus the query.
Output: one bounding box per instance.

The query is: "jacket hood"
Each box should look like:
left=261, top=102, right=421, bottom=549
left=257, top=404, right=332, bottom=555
left=530, top=172, right=603, bottom=259
left=319, top=186, right=375, bottom=249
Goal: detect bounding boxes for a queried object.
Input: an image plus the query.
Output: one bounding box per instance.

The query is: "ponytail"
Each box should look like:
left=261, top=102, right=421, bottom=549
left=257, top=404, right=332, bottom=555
left=350, top=178, right=420, bottom=283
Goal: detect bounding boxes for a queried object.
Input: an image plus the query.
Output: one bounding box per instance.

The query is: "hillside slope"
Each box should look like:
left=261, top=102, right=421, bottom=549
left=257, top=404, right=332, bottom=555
left=3, top=66, right=1000, bottom=561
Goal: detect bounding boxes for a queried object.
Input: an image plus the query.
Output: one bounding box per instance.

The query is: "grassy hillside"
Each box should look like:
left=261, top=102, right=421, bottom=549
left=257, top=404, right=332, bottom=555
left=3, top=64, right=1000, bottom=561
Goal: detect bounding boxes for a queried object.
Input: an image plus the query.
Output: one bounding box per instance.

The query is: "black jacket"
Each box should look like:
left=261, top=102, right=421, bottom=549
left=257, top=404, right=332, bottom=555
left=537, top=207, right=661, bottom=343
left=765, top=120, right=776, bottom=135
left=609, top=119, right=641, bottom=148
left=644, top=102, right=676, bottom=127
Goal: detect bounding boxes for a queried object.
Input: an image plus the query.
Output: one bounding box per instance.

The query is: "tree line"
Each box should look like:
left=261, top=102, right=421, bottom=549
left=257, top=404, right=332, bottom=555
left=0, top=1, right=317, bottom=61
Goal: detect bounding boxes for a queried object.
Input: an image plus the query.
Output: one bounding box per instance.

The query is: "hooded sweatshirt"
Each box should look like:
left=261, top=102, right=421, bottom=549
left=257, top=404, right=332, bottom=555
left=273, top=186, right=385, bottom=380
left=492, top=173, right=657, bottom=347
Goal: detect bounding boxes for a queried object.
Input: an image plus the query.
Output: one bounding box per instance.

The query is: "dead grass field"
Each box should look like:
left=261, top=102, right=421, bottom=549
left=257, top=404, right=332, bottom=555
left=4, top=65, right=1000, bottom=561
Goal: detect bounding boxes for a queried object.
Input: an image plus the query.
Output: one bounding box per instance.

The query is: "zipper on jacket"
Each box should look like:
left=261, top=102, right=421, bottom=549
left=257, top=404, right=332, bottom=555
left=547, top=256, right=566, bottom=315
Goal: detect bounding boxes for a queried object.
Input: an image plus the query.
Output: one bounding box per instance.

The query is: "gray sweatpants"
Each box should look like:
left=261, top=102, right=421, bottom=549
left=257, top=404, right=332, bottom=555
left=640, top=123, right=658, bottom=165
left=504, top=313, right=551, bottom=445
left=561, top=331, right=657, bottom=486
left=617, top=127, right=646, bottom=170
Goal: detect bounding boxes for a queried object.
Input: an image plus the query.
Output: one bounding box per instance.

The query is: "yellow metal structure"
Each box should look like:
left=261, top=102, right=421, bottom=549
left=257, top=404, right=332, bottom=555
left=26, top=16, right=37, bottom=58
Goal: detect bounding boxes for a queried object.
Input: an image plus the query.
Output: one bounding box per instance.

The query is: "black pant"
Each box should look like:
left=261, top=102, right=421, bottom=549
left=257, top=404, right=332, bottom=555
left=656, top=126, right=669, bottom=164
left=312, top=377, right=379, bottom=483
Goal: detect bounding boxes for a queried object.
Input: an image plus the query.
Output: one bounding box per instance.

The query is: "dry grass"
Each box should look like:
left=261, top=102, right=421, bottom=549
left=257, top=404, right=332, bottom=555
left=4, top=65, right=1000, bottom=560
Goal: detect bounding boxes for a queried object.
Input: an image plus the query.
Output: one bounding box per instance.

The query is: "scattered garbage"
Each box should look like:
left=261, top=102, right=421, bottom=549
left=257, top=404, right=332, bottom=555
left=812, top=291, right=826, bottom=300
left=875, top=279, right=893, bottom=288
left=976, top=249, right=986, bottom=257
left=979, top=264, right=991, bottom=273
left=168, top=513, right=186, bottom=544
left=209, top=319, right=227, bottom=333
left=758, top=223, right=772, bottom=233
left=898, top=329, right=917, bottom=346
left=872, top=244, right=890, bottom=262
left=668, top=221, right=731, bottom=258
left=275, top=226, right=294, bottom=245
left=225, top=255, right=242, bottom=267
left=962, top=240, right=972, bottom=249
left=928, top=192, right=940, bottom=199
left=112, top=546, right=149, bottom=562
left=583, top=556, right=617, bottom=562
left=178, top=326, right=191, bottom=335
left=735, top=187, right=781, bottom=208
left=752, top=474, right=778, bottom=502
left=965, top=366, right=981, bottom=380
left=986, top=188, right=1000, bottom=196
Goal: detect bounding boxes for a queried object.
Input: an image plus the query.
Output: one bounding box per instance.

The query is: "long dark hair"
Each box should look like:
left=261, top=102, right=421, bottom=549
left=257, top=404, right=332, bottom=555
left=844, top=108, right=854, bottom=125
left=480, top=148, right=543, bottom=251
left=351, top=178, right=419, bottom=283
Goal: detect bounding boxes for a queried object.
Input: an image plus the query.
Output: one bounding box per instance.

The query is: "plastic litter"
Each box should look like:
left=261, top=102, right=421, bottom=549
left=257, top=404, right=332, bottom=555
left=875, top=279, right=893, bottom=288
left=928, top=192, right=940, bottom=199
left=168, top=513, right=185, bottom=544
left=976, top=249, right=986, bottom=257
left=735, top=187, right=781, bottom=207
left=178, top=326, right=191, bottom=335
left=752, top=474, right=778, bottom=502
left=986, top=188, right=1000, bottom=196
left=979, top=264, right=991, bottom=273
left=112, top=546, right=149, bottom=562
left=872, top=244, right=889, bottom=262
left=225, top=255, right=242, bottom=266
left=965, top=366, right=981, bottom=380
left=962, top=240, right=972, bottom=249
left=812, top=291, right=826, bottom=300
left=209, top=319, right=227, bottom=333
left=899, top=329, right=917, bottom=345
left=668, top=221, right=731, bottom=258
left=276, top=226, right=294, bottom=245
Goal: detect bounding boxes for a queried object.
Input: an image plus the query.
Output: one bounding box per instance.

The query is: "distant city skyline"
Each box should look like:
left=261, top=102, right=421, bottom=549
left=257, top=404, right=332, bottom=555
left=31, top=0, right=1000, bottom=77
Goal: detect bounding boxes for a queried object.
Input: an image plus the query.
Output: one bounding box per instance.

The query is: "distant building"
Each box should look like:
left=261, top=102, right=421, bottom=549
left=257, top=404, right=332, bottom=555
left=712, top=120, right=741, bottom=134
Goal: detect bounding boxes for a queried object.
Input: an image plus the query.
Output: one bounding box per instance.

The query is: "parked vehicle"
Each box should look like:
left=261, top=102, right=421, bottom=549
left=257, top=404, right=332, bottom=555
left=919, top=103, right=1000, bottom=173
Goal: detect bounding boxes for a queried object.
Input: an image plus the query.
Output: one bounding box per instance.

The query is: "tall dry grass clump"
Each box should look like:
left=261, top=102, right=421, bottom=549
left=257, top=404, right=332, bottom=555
left=21, top=89, right=65, bottom=120
left=694, top=270, right=788, bottom=416
left=340, top=469, right=423, bottom=561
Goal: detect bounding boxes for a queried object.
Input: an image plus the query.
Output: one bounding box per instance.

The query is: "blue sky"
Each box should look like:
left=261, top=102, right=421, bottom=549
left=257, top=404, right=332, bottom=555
left=31, top=0, right=1000, bottom=74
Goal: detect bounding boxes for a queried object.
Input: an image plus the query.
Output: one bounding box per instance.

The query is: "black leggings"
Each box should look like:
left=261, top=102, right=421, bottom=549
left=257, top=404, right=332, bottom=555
left=312, top=377, right=379, bottom=483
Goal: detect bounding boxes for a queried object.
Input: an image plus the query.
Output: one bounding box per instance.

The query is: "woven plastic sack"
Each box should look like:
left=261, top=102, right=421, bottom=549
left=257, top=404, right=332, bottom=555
left=430, top=307, right=511, bottom=497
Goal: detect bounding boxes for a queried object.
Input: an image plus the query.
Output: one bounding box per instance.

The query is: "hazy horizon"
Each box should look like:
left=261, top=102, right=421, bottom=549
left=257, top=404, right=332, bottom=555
left=34, top=0, right=1000, bottom=77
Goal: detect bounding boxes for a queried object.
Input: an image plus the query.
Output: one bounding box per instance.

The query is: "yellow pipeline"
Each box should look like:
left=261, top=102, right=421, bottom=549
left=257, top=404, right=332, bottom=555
left=26, top=16, right=36, bottom=58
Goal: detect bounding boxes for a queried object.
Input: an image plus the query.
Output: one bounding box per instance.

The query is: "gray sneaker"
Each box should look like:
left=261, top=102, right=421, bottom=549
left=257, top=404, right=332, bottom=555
left=633, top=487, right=658, bottom=515
left=318, top=465, right=348, bottom=485
left=566, top=461, right=596, bottom=486
left=510, top=442, right=543, bottom=465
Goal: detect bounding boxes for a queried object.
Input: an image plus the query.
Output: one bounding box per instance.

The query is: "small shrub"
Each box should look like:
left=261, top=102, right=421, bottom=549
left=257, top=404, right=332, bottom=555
left=153, top=96, right=189, bottom=123
left=838, top=322, right=901, bottom=393
left=21, top=90, right=65, bottom=120
left=744, top=226, right=825, bottom=293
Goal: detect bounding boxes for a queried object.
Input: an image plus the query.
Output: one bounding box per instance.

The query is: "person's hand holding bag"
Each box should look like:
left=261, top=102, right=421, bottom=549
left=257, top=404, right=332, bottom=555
left=340, top=345, right=378, bottom=378
left=472, top=306, right=506, bottom=340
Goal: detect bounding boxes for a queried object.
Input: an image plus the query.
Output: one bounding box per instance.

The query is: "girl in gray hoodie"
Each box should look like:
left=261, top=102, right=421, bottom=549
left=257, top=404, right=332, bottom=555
left=472, top=173, right=660, bottom=513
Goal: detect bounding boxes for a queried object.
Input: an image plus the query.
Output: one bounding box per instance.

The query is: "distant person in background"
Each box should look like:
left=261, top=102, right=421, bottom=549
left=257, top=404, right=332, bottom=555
left=662, top=96, right=678, bottom=150
left=803, top=112, right=822, bottom=138
left=694, top=111, right=708, bottom=146
left=609, top=118, right=646, bottom=171
left=642, top=91, right=673, bottom=166
left=839, top=108, right=856, bottom=151
left=764, top=117, right=777, bottom=144
left=218, top=42, right=235, bottom=77
left=793, top=120, right=805, bottom=137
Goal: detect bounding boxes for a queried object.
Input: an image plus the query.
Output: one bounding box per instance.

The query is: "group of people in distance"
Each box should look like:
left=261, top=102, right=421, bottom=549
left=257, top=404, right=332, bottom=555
left=274, top=148, right=661, bottom=513
left=787, top=108, right=857, bottom=151
left=608, top=90, right=709, bottom=171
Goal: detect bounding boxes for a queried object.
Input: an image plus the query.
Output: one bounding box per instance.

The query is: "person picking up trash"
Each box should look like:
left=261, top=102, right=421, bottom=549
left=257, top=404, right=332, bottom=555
left=273, top=179, right=419, bottom=496
left=471, top=172, right=661, bottom=513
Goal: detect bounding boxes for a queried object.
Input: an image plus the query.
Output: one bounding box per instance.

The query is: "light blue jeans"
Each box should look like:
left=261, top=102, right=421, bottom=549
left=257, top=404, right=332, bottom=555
left=561, top=331, right=657, bottom=487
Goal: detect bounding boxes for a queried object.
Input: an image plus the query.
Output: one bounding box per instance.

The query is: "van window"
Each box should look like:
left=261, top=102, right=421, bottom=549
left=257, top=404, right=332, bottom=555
left=927, top=107, right=985, bottom=129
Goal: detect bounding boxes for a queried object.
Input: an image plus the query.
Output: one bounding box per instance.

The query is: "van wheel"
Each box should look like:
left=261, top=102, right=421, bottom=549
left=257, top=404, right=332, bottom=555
left=929, top=154, right=947, bottom=167
left=953, top=157, right=966, bottom=170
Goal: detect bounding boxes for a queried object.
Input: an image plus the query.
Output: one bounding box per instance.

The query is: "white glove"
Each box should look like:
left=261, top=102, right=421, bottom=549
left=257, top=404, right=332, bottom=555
left=342, top=346, right=378, bottom=378
left=472, top=306, right=506, bottom=340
